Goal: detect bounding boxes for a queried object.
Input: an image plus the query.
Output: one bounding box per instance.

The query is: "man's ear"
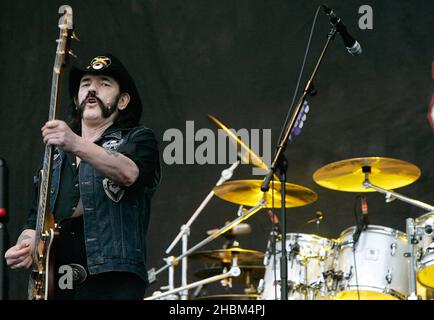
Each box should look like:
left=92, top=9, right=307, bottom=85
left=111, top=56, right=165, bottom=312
left=73, top=96, right=79, bottom=109
left=117, top=93, right=131, bottom=111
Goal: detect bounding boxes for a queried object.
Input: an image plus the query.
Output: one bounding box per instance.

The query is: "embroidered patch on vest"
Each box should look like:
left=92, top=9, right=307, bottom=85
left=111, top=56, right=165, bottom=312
left=102, top=139, right=123, bottom=150
left=102, top=178, right=125, bottom=203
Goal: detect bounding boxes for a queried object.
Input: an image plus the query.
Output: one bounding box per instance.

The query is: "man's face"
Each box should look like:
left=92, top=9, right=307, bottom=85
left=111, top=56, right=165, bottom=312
left=77, top=74, right=121, bottom=123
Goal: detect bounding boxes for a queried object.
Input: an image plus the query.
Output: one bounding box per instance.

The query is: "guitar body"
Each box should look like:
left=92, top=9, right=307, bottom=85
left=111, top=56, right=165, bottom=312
left=28, top=212, right=59, bottom=300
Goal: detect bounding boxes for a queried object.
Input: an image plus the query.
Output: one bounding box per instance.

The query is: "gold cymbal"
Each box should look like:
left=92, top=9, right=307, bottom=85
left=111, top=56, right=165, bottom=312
left=189, top=247, right=264, bottom=264
left=313, top=157, right=421, bottom=192
left=213, top=179, right=318, bottom=208
left=208, top=114, right=269, bottom=171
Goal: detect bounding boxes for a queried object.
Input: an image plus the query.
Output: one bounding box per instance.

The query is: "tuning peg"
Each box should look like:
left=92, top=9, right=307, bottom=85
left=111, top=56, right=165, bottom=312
left=68, top=50, right=78, bottom=59
left=71, top=32, right=80, bottom=41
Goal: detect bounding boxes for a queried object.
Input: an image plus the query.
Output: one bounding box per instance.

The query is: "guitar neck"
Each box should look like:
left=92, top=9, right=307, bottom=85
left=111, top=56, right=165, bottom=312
left=34, top=145, right=54, bottom=247
left=34, top=66, right=62, bottom=249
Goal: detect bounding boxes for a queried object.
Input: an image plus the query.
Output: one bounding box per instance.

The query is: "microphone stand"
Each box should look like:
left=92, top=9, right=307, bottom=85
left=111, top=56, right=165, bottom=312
left=261, top=26, right=337, bottom=300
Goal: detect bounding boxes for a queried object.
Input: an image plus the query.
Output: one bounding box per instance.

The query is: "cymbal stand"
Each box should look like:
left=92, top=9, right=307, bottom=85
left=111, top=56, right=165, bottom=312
left=405, top=218, right=419, bottom=300
left=158, top=256, right=177, bottom=298
left=161, top=160, right=240, bottom=300
left=148, top=200, right=264, bottom=299
left=144, top=257, right=241, bottom=300
left=362, top=166, right=434, bottom=212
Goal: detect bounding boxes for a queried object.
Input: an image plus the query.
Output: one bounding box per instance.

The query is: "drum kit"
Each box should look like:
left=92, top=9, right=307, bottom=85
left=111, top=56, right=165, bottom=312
left=145, top=115, right=434, bottom=301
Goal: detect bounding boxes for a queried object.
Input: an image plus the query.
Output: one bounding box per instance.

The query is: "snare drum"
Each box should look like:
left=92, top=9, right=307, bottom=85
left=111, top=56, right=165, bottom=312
left=415, top=212, right=434, bottom=288
left=333, top=225, right=409, bottom=300
left=258, top=233, right=337, bottom=300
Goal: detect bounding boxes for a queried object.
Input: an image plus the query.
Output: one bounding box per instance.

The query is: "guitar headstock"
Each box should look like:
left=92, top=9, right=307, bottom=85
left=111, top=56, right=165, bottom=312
left=54, top=5, right=77, bottom=74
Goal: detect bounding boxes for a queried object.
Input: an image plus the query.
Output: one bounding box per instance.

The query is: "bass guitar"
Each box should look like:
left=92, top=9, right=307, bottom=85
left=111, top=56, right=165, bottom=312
left=28, top=5, right=76, bottom=300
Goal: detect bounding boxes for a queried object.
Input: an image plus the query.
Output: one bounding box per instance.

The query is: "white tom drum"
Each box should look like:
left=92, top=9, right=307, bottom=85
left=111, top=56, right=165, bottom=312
left=333, top=225, right=409, bottom=300
left=258, top=233, right=337, bottom=300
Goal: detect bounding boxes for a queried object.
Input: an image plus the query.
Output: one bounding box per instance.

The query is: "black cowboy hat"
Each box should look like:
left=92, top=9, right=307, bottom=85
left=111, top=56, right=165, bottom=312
left=68, top=54, right=142, bottom=120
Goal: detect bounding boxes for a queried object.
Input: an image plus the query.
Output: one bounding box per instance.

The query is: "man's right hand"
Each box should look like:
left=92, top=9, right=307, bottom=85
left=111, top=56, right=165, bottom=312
left=4, top=229, right=35, bottom=270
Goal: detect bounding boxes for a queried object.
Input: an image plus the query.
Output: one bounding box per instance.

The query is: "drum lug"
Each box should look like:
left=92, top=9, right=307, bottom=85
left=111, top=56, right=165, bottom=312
left=390, top=242, right=397, bottom=256
left=257, top=279, right=265, bottom=294
left=344, top=266, right=353, bottom=281
left=385, top=268, right=393, bottom=284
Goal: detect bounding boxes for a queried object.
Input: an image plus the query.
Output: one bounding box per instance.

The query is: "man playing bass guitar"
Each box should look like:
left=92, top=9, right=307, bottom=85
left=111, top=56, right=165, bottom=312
left=5, top=54, right=161, bottom=299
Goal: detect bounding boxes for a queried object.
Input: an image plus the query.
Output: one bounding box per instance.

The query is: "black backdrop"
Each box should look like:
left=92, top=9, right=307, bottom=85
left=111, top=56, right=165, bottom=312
left=0, top=0, right=433, bottom=299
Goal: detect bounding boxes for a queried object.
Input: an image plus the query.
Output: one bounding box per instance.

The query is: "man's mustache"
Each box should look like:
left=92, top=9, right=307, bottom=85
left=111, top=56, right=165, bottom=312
left=77, top=92, right=119, bottom=119
left=80, top=92, right=104, bottom=109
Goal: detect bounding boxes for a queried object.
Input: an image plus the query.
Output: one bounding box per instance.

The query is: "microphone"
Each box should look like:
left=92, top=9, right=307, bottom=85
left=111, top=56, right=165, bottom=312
left=361, top=195, right=369, bottom=227
left=353, top=195, right=368, bottom=247
left=322, top=4, right=362, bottom=56
left=267, top=210, right=280, bottom=232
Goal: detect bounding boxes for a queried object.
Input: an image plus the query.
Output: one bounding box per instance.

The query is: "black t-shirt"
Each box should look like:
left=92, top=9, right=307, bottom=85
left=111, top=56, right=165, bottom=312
left=55, top=152, right=81, bottom=223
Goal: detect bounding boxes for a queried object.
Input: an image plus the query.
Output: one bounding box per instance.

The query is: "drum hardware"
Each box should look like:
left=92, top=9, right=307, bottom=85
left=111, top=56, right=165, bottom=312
left=189, top=247, right=265, bottom=265
left=196, top=294, right=259, bottom=300
left=145, top=202, right=265, bottom=300
left=146, top=114, right=283, bottom=300
left=414, top=212, right=434, bottom=289
left=213, top=179, right=317, bottom=301
left=161, top=159, right=241, bottom=299
left=195, top=264, right=265, bottom=285
left=362, top=179, right=434, bottom=213
left=332, top=225, right=409, bottom=300
left=313, top=157, right=434, bottom=300
left=259, top=233, right=337, bottom=300
left=323, top=269, right=343, bottom=296
left=342, top=266, right=353, bottom=290
left=305, top=211, right=324, bottom=233
left=159, top=256, right=177, bottom=294
left=145, top=256, right=242, bottom=300
left=385, top=269, right=393, bottom=284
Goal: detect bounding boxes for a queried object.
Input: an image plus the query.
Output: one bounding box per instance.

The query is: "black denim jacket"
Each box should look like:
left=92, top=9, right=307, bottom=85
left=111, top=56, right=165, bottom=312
left=26, top=125, right=161, bottom=283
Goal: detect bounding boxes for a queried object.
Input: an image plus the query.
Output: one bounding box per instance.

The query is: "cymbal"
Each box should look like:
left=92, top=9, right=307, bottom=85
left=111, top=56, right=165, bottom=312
left=213, top=179, right=318, bottom=208
left=189, top=247, right=264, bottom=264
left=194, top=265, right=265, bottom=284
left=208, top=114, right=269, bottom=171
left=313, top=157, right=421, bottom=192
